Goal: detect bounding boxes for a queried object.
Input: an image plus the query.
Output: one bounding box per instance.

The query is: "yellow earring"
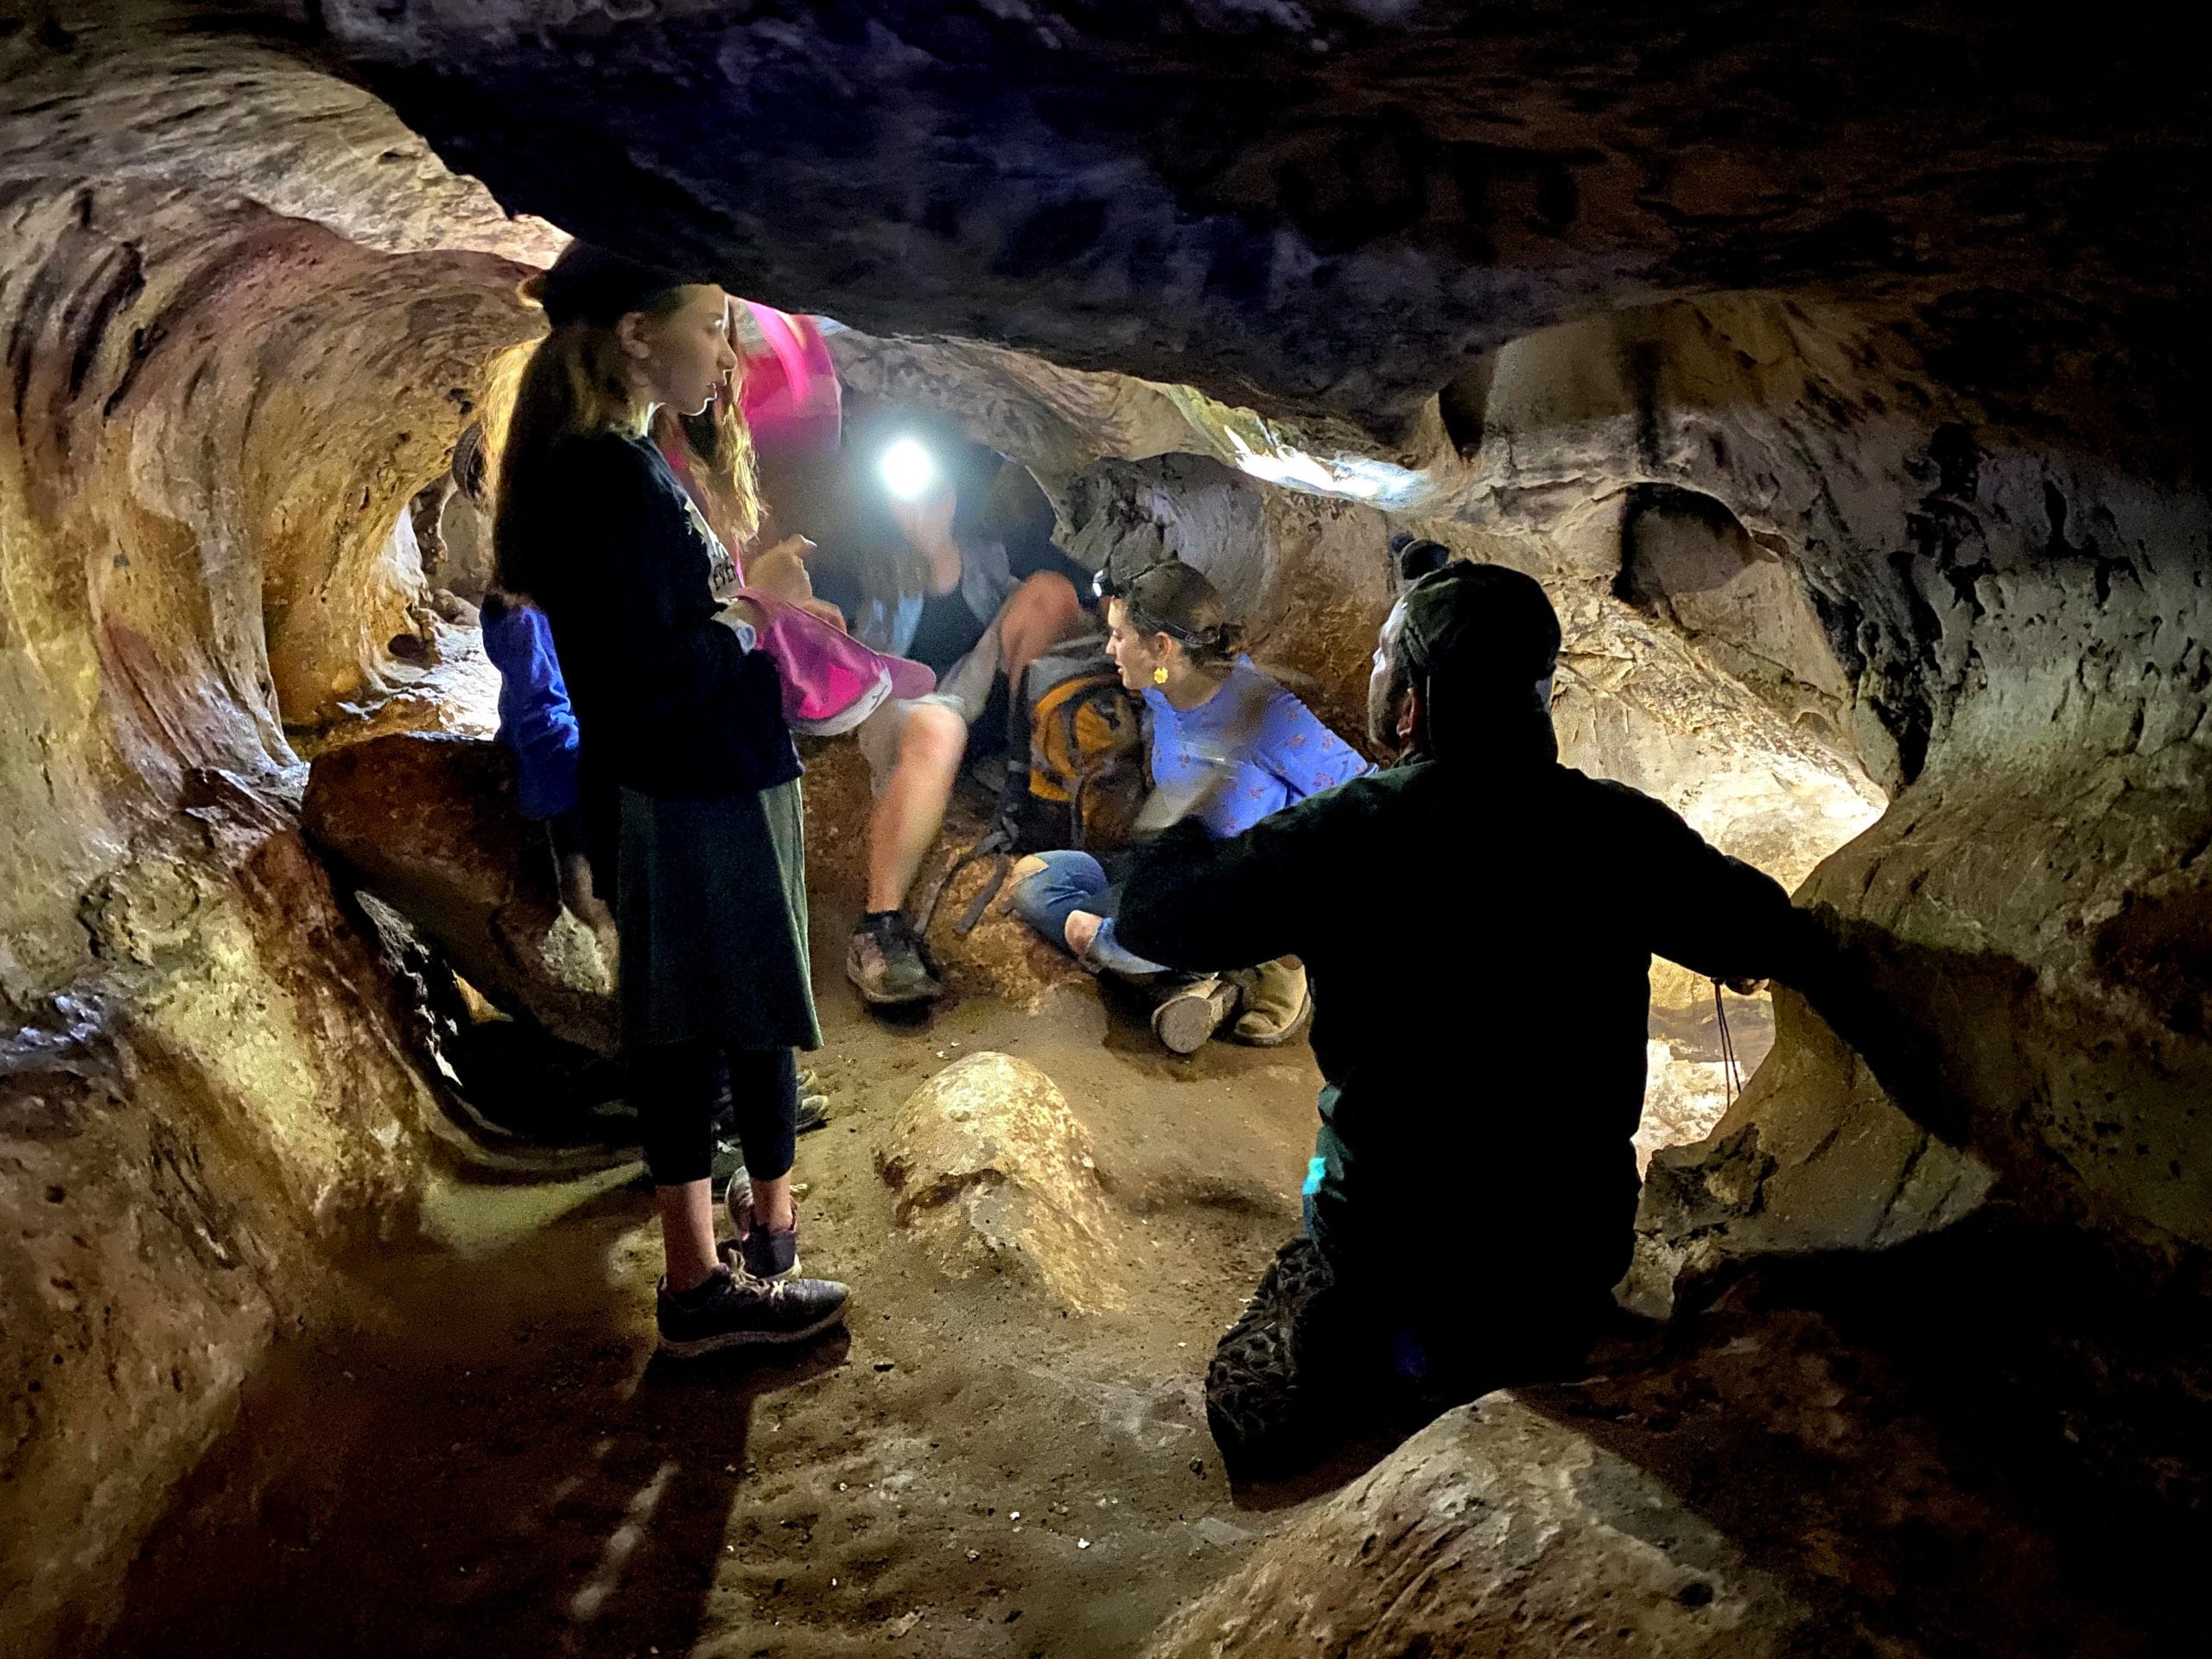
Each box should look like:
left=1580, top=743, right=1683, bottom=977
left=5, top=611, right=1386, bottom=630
left=1153, top=665, right=1170, bottom=685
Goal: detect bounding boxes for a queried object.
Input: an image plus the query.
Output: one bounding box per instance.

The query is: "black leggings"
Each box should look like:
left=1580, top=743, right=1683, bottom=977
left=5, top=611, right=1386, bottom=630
left=629, top=1041, right=798, bottom=1188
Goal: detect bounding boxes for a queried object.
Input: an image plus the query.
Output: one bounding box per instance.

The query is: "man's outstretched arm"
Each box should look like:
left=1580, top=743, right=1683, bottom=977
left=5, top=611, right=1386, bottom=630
left=1116, top=791, right=1342, bottom=972
left=1623, top=784, right=1834, bottom=989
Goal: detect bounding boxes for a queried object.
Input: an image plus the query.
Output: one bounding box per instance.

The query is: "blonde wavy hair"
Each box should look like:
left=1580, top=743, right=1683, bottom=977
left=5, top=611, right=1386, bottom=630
left=655, top=388, right=762, bottom=548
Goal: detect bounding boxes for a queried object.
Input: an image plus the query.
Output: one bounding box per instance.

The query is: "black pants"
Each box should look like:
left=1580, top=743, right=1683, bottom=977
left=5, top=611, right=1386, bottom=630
left=629, top=1040, right=798, bottom=1188
left=1205, top=1235, right=1614, bottom=1481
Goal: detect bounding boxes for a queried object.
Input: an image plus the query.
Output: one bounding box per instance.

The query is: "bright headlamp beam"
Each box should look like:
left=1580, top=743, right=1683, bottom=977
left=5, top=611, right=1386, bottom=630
left=879, top=436, right=938, bottom=500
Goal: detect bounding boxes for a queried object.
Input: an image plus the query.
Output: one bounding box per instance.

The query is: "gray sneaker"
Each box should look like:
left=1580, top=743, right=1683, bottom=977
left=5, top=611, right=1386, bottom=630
left=846, top=912, right=943, bottom=1007
left=655, top=1263, right=849, bottom=1358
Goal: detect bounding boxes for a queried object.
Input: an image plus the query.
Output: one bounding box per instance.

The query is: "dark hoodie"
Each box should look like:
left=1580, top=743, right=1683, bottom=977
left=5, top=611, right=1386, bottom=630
left=1116, top=563, right=1826, bottom=1329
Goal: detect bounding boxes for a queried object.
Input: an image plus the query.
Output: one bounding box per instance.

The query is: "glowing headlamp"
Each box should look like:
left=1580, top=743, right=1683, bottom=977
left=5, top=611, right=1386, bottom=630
left=878, top=436, right=938, bottom=501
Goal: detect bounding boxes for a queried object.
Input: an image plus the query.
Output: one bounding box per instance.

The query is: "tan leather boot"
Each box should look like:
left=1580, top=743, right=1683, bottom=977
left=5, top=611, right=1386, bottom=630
left=1230, top=957, right=1311, bottom=1046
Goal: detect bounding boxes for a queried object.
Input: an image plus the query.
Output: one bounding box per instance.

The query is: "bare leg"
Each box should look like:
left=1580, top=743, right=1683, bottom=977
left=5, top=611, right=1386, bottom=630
left=864, top=701, right=969, bottom=913
left=658, top=1180, right=719, bottom=1294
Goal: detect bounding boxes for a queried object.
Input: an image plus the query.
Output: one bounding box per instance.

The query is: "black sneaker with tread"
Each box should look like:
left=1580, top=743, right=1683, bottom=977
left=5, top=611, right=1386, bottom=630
left=655, top=1263, right=849, bottom=1358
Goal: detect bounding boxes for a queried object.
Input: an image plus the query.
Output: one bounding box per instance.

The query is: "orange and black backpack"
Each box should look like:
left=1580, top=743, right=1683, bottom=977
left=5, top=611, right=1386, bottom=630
left=926, top=632, right=1149, bottom=933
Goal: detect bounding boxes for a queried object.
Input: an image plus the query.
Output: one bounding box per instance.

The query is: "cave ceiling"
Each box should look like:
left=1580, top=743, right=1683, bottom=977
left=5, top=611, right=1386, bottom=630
left=41, top=0, right=2196, bottom=457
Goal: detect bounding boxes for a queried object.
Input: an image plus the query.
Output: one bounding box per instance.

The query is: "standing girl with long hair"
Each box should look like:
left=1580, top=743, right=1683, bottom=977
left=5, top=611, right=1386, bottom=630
left=493, top=243, right=847, bottom=1356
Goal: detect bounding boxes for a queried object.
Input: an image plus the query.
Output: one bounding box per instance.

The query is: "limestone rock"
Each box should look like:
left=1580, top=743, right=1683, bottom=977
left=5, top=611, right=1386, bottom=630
left=877, top=1052, right=1121, bottom=1312
left=1143, top=1394, right=1809, bottom=1659
left=304, top=3, right=2208, bottom=442
left=1, top=790, right=435, bottom=1659
left=301, top=733, right=618, bottom=1056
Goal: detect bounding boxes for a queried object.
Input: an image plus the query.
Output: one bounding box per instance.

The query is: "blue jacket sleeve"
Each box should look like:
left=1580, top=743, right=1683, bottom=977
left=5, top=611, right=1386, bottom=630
left=484, top=605, right=581, bottom=820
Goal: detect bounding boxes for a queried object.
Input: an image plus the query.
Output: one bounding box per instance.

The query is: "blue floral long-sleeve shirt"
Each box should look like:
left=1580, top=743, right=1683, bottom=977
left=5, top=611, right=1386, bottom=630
left=1140, top=660, right=1371, bottom=837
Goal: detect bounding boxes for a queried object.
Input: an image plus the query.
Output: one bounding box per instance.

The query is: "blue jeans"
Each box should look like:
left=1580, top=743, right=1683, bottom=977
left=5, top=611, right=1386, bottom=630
left=1006, top=850, right=1172, bottom=980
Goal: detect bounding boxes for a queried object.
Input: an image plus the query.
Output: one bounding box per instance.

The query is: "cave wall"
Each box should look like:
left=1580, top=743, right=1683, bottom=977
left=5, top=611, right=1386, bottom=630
left=0, top=24, right=552, bottom=1653
left=295, top=0, right=2211, bottom=449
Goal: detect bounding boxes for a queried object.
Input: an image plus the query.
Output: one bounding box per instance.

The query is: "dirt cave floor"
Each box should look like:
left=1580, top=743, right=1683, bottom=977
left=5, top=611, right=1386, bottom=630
left=88, top=794, right=1767, bottom=1659
left=89, top=912, right=1363, bottom=1659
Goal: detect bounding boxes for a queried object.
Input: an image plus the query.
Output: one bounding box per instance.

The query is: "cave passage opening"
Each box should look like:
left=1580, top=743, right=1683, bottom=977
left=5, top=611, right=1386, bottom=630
left=14, top=7, right=2212, bottom=1656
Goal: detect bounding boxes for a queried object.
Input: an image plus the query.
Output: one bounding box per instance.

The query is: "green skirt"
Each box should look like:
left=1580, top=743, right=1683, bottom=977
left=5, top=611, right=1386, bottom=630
left=618, top=780, right=820, bottom=1052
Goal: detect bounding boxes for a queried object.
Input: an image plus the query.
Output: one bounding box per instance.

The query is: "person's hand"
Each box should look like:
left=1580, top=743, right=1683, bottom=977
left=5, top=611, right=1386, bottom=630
left=1721, top=976, right=1769, bottom=995
left=891, top=481, right=958, bottom=556
left=801, top=598, right=849, bottom=632
left=758, top=534, right=815, bottom=564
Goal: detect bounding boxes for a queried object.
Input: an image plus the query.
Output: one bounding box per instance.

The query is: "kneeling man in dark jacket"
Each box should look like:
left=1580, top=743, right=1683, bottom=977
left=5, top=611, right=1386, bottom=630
left=1117, top=560, right=1835, bottom=1478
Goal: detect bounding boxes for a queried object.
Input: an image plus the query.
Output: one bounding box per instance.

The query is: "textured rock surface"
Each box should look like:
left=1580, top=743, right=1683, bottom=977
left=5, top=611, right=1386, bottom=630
left=0, top=781, right=436, bottom=1659
left=1145, top=1394, right=1807, bottom=1658
left=300, top=2, right=2208, bottom=447
left=301, top=734, right=619, bottom=1056
left=0, top=28, right=540, bottom=1653
left=877, top=1052, right=1122, bottom=1312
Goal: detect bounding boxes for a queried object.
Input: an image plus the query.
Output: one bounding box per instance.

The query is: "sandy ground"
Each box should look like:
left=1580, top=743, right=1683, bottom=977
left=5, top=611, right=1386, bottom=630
left=92, top=924, right=1352, bottom=1659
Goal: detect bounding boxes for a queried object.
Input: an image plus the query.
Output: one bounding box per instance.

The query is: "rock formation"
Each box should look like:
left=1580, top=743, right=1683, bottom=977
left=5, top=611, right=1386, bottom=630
left=301, top=734, right=620, bottom=1056
left=877, top=1051, right=1122, bottom=1313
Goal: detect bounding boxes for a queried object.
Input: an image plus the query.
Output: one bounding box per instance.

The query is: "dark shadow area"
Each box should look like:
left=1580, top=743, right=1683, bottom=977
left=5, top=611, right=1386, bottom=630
left=93, top=1186, right=845, bottom=1659
left=1516, top=1208, right=2212, bottom=1655
left=1224, top=1426, right=1412, bottom=1513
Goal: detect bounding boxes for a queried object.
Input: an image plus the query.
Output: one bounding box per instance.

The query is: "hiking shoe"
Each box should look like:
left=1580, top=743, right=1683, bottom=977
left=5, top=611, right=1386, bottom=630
left=1152, top=975, right=1241, bottom=1055
left=655, top=1263, right=849, bottom=1358
left=1230, top=957, right=1312, bottom=1047
left=796, top=1090, right=830, bottom=1135
left=846, top=912, right=943, bottom=1007
left=723, top=1174, right=802, bottom=1280
left=1205, top=1236, right=1342, bottom=1479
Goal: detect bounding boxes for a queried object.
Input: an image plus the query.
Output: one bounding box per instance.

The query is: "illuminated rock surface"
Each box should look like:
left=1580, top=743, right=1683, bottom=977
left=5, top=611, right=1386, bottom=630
left=877, top=1051, right=1123, bottom=1313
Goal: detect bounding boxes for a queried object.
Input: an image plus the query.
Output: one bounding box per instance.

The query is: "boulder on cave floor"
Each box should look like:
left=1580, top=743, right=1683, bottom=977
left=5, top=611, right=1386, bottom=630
left=1145, top=1392, right=1805, bottom=1659
left=301, top=732, right=618, bottom=1056
left=876, top=1051, right=1122, bottom=1312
